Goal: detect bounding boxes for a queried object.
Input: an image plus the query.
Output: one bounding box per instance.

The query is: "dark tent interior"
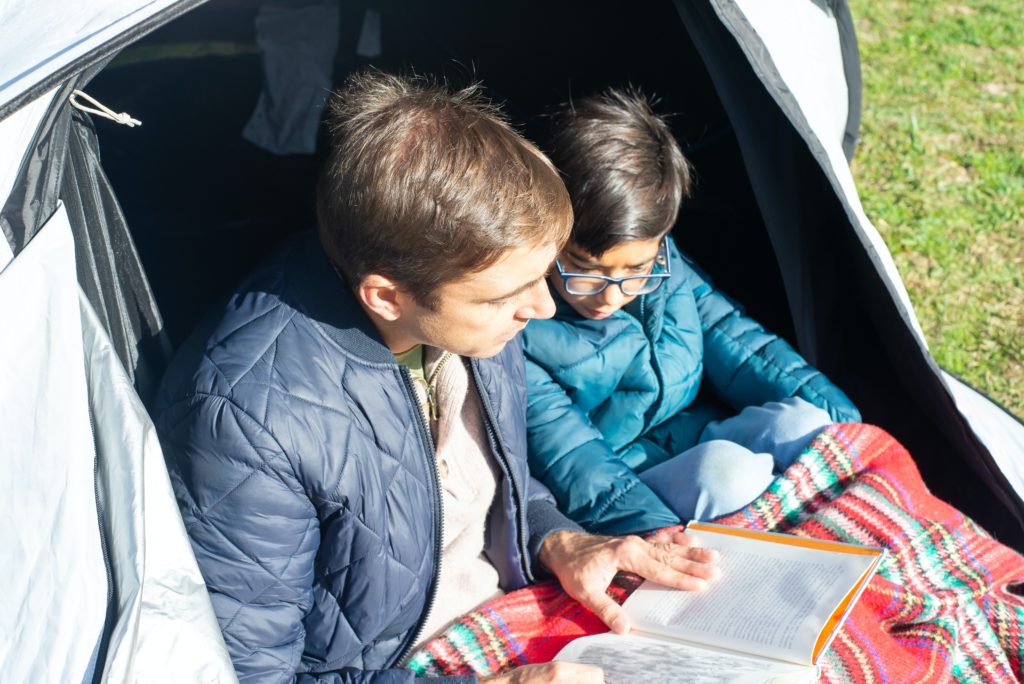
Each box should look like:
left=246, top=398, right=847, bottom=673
left=80, top=0, right=1024, bottom=548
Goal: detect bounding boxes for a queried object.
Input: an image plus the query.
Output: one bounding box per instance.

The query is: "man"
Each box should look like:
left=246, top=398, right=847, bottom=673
left=155, top=71, right=716, bottom=683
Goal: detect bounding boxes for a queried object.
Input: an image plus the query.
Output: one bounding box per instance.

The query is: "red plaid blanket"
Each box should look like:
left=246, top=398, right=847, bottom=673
left=407, top=423, right=1024, bottom=682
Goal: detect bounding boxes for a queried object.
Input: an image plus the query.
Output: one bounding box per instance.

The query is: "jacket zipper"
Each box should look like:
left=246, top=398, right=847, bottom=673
left=470, top=361, right=533, bottom=583
left=638, top=293, right=670, bottom=426
left=423, top=351, right=454, bottom=422
left=395, top=366, right=445, bottom=666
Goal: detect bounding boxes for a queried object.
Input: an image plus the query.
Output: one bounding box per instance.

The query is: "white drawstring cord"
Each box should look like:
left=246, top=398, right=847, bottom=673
left=69, top=90, right=142, bottom=128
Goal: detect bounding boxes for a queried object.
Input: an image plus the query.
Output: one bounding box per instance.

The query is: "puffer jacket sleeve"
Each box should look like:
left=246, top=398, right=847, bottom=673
left=684, top=260, right=861, bottom=423
left=524, top=477, right=585, bottom=568
left=159, top=394, right=474, bottom=684
left=524, top=359, right=681, bottom=535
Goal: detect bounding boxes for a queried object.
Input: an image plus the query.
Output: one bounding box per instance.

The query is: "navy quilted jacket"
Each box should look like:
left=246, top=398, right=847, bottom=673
left=155, top=234, right=577, bottom=683
left=522, top=237, right=860, bottom=535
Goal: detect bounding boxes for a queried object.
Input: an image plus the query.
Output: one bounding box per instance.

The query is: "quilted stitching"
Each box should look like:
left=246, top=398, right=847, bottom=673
left=155, top=237, right=535, bottom=681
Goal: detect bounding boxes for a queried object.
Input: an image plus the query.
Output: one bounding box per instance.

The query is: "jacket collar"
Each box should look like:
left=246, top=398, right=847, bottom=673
left=285, top=232, right=398, bottom=366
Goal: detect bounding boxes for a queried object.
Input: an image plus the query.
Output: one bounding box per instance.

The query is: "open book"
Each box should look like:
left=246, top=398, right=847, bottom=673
left=554, top=522, right=885, bottom=683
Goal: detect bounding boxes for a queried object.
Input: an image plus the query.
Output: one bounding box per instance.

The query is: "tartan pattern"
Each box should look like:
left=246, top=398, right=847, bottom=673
left=408, top=424, right=1024, bottom=682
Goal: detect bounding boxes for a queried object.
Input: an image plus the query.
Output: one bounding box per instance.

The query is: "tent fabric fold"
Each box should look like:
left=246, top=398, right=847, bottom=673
left=0, top=210, right=235, bottom=683
left=0, top=76, right=79, bottom=254
left=0, top=68, right=172, bottom=402
left=63, top=107, right=172, bottom=404
left=0, top=208, right=108, bottom=683
left=81, top=288, right=236, bottom=683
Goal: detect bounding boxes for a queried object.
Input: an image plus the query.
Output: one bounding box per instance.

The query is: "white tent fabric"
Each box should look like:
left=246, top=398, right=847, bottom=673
left=0, top=208, right=235, bottom=682
left=716, top=0, right=1024, bottom=467
left=0, top=0, right=187, bottom=116
left=83, top=285, right=236, bottom=682
left=944, top=372, right=1024, bottom=503
left=735, top=0, right=850, bottom=150
left=720, top=0, right=928, bottom=348
left=0, top=205, right=107, bottom=682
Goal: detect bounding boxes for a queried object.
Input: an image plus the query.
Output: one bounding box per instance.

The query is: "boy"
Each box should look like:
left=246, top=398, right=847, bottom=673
left=523, top=89, right=860, bottom=535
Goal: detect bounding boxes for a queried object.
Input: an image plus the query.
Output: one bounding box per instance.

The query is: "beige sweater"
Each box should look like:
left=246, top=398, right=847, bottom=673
left=412, top=348, right=503, bottom=647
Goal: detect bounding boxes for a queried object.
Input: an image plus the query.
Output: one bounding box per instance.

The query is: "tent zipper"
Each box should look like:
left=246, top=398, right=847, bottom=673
left=396, top=366, right=444, bottom=666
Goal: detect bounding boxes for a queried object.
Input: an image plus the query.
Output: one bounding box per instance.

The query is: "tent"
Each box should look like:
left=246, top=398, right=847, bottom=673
left=1, top=0, right=1021, bottom=680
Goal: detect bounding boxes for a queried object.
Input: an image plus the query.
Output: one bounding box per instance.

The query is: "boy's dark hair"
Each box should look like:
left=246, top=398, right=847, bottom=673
left=550, top=88, right=692, bottom=257
left=317, top=70, right=572, bottom=308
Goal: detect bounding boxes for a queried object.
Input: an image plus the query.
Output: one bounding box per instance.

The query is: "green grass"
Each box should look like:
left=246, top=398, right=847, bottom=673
left=849, top=0, right=1023, bottom=417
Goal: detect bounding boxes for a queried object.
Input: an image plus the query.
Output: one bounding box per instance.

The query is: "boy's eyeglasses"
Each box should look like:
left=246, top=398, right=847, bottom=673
left=554, top=239, right=671, bottom=297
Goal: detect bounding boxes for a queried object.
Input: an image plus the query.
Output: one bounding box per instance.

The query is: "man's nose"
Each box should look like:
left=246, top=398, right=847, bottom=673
left=520, top=279, right=557, bottom=320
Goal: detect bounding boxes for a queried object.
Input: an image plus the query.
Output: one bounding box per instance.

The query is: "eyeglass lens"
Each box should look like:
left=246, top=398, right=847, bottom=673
left=564, top=276, right=659, bottom=296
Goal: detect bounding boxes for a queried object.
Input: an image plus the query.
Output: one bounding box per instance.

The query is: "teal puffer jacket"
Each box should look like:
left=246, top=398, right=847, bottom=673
left=522, top=237, right=860, bottom=535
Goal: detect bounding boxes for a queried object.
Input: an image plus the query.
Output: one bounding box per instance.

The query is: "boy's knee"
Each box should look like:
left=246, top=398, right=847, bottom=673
left=638, top=440, right=775, bottom=521
left=688, top=440, right=773, bottom=492
left=699, top=397, right=831, bottom=469
left=771, top=397, right=832, bottom=435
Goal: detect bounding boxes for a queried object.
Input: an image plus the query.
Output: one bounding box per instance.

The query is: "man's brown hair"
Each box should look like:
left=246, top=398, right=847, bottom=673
left=317, top=71, right=573, bottom=307
left=550, top=88, right=692, bottom=257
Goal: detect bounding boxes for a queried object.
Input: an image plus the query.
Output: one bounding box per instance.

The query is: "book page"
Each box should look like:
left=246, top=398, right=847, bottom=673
left=624, top=523, right=882, bottom=665
left=554, top=632, right=815, bottom=684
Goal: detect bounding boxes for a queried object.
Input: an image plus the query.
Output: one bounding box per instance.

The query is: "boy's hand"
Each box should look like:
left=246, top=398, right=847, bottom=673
left=538, top=529, right=718, bottom=634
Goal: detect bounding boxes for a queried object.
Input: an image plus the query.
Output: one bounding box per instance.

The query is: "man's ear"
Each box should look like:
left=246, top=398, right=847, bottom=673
left=357, top=274, right=405, bottom=322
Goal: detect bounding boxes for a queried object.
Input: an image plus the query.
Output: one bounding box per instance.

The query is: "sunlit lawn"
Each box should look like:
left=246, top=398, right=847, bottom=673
left=849, top=0, right=1023, bottom=417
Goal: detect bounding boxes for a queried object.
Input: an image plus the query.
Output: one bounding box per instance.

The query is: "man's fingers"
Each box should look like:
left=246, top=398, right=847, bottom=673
left=646, top=526, right=688, bottom=545
left=646, top=529, right=674, bottom=545
left=680, top=543, right=719, bottom=564
left=545, top=530, right=721, bottom=639
left=618, top=540, right=718, bottom=590
left=649, top=539, right=719, bottom=565
left=639, top=556, right=713, bottom=590
left=578, top=589, right=631, bottom=634
left=488, top=661, right=604, bottom=683
left=668, top=530, right=703, bottom=548
left=542, top=661, right=605, bottom=683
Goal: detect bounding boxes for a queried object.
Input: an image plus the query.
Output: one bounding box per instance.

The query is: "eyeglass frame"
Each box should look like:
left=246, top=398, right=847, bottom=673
left=553, top=238, right=672, bottom=297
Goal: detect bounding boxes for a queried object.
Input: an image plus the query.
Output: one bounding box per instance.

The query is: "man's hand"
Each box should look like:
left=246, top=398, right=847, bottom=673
left=480, top=662, right=603, bottom=683
left=539, top=529, right=719, bottom=634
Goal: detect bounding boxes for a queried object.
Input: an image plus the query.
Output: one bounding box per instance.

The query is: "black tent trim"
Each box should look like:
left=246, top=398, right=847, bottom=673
left=831, top=0, right=863, bottom=160
left=691, top=1, right=934, bottom=351
left=0, top=60, right=171, bottom=403
left=1, top=73, right=84, bottom=254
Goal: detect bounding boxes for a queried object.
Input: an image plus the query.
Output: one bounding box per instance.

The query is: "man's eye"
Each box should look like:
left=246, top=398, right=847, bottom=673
left=488, top=295, right=516, bottom=307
